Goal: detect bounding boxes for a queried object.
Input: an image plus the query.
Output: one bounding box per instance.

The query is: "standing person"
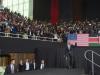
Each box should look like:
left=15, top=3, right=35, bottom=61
left=4, top=59, right=17, bottom=75
left=33, top=59, right=37, bottom=70
left=65, top=41, right=75, bottom=69
left=29, top=60, right=34, bottom=71
left=24, top=59, right=31, bottom=71
left=18, top=60, right=24, bottom=72
left=40, top=60, right=46, bottom=70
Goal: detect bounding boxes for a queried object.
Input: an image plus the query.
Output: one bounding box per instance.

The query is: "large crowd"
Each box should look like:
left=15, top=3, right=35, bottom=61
left=0, top=8, right=100, bottom=41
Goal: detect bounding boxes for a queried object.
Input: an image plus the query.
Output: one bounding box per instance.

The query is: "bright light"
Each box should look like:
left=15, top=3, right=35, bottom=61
left=2, top=0, right=29, bottom=17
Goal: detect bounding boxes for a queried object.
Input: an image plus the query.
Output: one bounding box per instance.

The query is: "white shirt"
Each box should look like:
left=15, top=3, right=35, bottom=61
left=33, top=62, right=36, bottom=70
left=10, top=64, right=14, bottom=73
left=68, top=44, right=71, bottom=50
left=40, top=64, right=44, bottom=70
left=25, top=62, right=30, bottom=70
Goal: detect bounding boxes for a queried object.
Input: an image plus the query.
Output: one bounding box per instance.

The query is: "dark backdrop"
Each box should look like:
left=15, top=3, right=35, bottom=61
left=82, top=0, right=100, bottom=19
left=59, top=0, right=72, bottom=19
left=0, top=37, right=66, bottom=68
left=87, top=0, right=100, bottom=19
left=33, top=0, right=72, bottom=20
left=33, top=0, right=100, bottom=20
left=0, top=37, right=100, bottom=75
left=33, top=0, right=51, bottom=21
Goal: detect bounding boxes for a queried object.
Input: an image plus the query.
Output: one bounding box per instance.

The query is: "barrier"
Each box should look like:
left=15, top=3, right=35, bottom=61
left=0, top=32, right=62, bottom=42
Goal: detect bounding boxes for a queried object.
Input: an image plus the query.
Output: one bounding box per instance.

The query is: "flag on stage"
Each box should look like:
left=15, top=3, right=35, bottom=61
left=68, top=34, right=100, bottom=46
left=67, top=33, right=77, bottom=45
left=77, top=34, right=89, bottom=46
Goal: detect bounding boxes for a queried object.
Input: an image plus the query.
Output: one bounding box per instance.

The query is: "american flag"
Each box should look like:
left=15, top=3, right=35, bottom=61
left=67, top=33, right=77, bottom=45
left=77, top=34, right=89, bottom=46
left=68, top=34, right=89, bottom=46
left=68, top=34, right=100, bottom=46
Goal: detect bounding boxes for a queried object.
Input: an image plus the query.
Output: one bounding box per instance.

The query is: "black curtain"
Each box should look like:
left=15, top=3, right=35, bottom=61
left=33, top=0, right=51, bottom=21
left=82, top=0, right=100, bottom=19
left=33, top=0, right=100, bottom=20
left=59, top=0, right=72, bottom=19
left=33, top=0, right=72, bottom=20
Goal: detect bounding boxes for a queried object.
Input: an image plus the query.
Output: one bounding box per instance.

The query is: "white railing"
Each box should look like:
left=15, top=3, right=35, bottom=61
left=0, top=32, right=62, bottom=42
left=84, top=50, right=100, bottom=75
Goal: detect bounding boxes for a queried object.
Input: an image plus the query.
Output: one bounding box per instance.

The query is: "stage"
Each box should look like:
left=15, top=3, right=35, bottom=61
left=9, top=68, right=85, bottom=75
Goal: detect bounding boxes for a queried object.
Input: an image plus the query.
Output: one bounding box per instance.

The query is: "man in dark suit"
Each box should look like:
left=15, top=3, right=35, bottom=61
left=40, top=60, right=46, bottom=70
left=4, top=59, right=17, bottom=75
left=29, top=59, right=37, bottom=70
left=18, top=60, right=24, bottom=72
left=24, top=59, right=30, bottom=71
left=65, top=41, right=75, bottom=69
left=33, top=59, right=37, bottom=70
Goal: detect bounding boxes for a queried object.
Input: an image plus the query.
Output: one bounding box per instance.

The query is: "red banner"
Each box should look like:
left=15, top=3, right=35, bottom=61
left=50, top=0, right=59, bottom=25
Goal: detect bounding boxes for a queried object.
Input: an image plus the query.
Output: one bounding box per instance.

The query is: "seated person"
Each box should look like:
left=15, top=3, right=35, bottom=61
left=4, top=59, right=17, bottom=75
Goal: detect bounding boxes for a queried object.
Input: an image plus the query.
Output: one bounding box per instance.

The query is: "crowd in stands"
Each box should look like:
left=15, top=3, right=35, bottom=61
left=0, top=8, right=100, bottom=41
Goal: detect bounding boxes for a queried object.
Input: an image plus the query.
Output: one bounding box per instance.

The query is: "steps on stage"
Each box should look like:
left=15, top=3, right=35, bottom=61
left=13, top=68, right=88, bottom=75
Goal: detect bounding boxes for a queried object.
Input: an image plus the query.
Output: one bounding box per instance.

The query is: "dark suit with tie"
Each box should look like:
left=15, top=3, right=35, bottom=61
left=65, top=44, right=75, bottom=69
left=40, top=63, right=46, bottom=70
left=23, top=62, right=30, bottom=71
left=4, top=64, right=17, bottom=75
left=24, top=62, right=35, bottom=71
left=18, top=64, right=24, bottom=72
left=33, top=62, right=38, bottom=70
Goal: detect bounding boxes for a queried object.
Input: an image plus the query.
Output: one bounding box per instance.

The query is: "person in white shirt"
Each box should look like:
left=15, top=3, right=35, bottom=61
left=33, top=60, right=36, bottom=70
left=4, top=59, right=17, bottom=75
left=24, top=59, right=30, bottom=71
left=40, top=60, right=45, bottom=70
left=29, top=59, right=37, bottom=70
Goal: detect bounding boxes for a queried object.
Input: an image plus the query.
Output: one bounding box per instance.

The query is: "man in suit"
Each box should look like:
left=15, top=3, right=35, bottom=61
left=4, top=59, right=17, bottom=75
left=33, top=59, right=37, bottom=70
left=40, top=60, right=46, bottom=70
left=30, top=59, right=37, bottom=70
left=65, top=41, right=75, bottom=69
left=24, top=59, right=30, bottom=71
left=18, top=60, right=24, bottom=72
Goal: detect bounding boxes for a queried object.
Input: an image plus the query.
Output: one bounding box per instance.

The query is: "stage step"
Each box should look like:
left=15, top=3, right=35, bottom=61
left=14, top=68, right=88, bottom=75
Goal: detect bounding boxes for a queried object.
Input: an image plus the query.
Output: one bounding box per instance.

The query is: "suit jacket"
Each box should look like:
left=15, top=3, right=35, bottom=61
left=18, top=64, right=24, bottom=72
left=4, top=64, right=17, bottom=75
left=65, top=45, right=76, bottom=68
left=39, top=63, right=46, bottom=70
left=30, top=62, right=38, bottom=70
left=24, top=62, right=34, bottom=71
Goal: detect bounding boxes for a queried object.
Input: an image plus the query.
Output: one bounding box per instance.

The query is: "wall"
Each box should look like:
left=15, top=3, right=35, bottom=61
left=29, top=0, right=33, bottom=19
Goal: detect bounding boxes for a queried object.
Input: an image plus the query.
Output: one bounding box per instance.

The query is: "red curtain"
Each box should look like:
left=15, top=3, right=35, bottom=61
left=50, top=0, right=59, bottom=25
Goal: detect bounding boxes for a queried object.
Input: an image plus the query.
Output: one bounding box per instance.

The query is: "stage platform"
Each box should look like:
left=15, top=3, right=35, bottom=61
left=9, top=68, right=87, bottom=75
